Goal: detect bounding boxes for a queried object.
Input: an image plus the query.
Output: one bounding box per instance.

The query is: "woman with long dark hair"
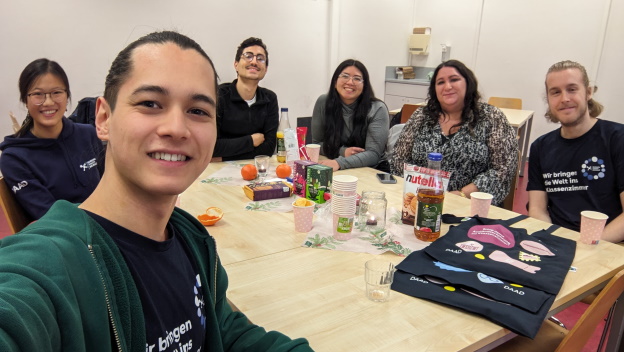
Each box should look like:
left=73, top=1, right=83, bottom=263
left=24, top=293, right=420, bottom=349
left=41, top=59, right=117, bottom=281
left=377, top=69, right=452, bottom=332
left=0, top=58, right=103, bottom=219
left=311, top=59, right=389, bottom=171
left=390, top=60, right=517, bottom=206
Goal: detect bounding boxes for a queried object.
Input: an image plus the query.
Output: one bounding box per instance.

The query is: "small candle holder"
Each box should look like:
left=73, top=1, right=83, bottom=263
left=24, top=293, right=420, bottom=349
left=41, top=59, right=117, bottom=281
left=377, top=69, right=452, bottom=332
left=358, top=191, right=387, bottom=231
left=254, top=155, right=270, bottom=182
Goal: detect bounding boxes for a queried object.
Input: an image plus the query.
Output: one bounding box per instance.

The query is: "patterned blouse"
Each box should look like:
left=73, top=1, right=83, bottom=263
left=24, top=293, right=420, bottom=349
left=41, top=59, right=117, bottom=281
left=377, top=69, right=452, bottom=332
left=390, top=102, right=518, bottom=205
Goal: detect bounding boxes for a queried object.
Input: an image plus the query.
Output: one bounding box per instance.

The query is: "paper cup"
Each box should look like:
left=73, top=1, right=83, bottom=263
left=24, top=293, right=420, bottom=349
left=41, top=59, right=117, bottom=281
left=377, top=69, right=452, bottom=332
left=579, top=211, right=609, bottom=245
left=333, top=175, right=358, bottom=197
left=333, top=213, right=355, bottom=240
left=293, top=200, right=315, bottom=232
left=306, top=144, right=321, bottom=163
left=470, top=192, right=494, bottom=217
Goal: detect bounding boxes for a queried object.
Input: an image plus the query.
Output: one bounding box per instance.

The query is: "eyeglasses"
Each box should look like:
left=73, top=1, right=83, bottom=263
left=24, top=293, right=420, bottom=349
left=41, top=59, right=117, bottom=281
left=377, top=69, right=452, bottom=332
left=240, top=52, right=266, bottom=64
left=338, top=73, right=364, bottom=85
left=27, top=90, right=67, bottom=105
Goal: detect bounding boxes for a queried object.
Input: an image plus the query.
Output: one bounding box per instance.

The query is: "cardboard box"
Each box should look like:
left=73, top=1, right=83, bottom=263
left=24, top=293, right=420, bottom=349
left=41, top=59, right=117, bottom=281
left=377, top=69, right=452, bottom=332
left=293, top=160, right=317, bottom=197
left=243, top=181, right=292, bottom=201
left=306, top=164, right=333, bottom=204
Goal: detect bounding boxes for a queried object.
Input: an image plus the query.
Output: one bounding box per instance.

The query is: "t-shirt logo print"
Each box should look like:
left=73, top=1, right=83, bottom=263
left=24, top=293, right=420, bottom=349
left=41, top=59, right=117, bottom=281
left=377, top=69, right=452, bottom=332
left=194, top=275, right=206, bottom=329
left=581, top=156, right=606, bottom=180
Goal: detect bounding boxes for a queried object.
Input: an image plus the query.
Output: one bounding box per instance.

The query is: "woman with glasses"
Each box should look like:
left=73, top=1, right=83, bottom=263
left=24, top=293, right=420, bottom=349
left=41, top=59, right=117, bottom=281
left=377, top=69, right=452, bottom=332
left=311, top=59, right=390, bottom=171
left=390, top=60, right=517, bottom=206
left=0, top=58, right=103, bottom=220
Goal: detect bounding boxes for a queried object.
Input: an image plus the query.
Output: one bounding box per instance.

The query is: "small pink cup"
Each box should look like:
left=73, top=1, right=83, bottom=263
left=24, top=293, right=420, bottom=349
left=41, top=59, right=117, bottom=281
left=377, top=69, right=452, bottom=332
left=579, top=211, right=609, bottom=245
left=306, top=144, right=321, bottom=163
left=293, top=200, right=315, bottom=232
left=470, top=192, right=494, bottom=217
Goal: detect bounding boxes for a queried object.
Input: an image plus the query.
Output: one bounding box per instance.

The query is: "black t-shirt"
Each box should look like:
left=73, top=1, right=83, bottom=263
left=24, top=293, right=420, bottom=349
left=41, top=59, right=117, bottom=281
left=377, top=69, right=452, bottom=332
left=527, top=119, right=624, bottom=231
left=86, top=211, right=206, bottom=351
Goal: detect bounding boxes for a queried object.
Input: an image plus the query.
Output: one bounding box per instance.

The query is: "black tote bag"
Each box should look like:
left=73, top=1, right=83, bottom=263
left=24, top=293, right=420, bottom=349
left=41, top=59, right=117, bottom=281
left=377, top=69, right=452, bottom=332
left=424, top=215, right=576, bottom=295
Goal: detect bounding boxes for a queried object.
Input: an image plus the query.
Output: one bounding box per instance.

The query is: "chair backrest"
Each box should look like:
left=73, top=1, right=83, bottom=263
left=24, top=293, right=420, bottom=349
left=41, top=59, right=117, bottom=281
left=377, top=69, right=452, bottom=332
left=0, top=176, right=31, bottom=235
left=400, top=103, right=422, bottom=124
left=296, top=116, right=313, bottom=146
left=556, top=269, right=624, bottom=351
left=488, top=97, right=523, bottom=110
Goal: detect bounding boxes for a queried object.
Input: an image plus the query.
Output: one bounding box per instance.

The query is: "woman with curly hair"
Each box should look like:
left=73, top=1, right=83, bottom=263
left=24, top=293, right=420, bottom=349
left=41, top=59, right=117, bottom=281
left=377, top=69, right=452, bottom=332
left=390, top=60, right=517, bottom=205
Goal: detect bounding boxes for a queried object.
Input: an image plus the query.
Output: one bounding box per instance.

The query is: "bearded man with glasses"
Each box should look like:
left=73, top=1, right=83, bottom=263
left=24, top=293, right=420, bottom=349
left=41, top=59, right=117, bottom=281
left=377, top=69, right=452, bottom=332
left=212, top=37, right=279, bottom=161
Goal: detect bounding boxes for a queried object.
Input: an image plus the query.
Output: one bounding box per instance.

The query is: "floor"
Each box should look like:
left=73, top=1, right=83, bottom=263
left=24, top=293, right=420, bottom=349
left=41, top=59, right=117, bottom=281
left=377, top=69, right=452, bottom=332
left=0, top=163, right=609, bottom=350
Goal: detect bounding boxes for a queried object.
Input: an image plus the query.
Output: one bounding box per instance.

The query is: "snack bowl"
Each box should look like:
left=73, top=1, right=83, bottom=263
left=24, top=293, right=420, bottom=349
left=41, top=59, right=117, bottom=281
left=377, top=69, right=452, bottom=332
left=197, top=207, right=224, bottom=226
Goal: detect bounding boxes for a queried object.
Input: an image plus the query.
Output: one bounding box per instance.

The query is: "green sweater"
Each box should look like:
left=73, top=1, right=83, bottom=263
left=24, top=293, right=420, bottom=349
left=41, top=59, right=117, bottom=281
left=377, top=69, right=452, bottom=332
left=0, top=201, right=312, bottom=351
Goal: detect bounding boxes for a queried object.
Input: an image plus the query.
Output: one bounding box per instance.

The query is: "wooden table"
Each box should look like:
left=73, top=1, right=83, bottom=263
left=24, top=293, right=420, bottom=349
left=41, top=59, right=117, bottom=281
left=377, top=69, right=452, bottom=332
left=181, top=162, right=624, bottom=351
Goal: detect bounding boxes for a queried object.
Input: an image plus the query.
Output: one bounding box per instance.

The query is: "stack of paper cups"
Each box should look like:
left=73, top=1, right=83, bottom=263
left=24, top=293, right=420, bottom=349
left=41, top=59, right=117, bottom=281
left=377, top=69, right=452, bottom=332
left=332, top=175, right=358, bottom=197
left=331, top=175, right=358, bottom=240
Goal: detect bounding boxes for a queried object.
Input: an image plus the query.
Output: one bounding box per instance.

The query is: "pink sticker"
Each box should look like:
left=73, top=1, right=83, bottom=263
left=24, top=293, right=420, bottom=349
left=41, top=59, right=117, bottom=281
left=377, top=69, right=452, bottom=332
left=456, top=241, right=484, bottom=252
left=467, top=225, right=515, bottom=248
left=520, top=240, right=555, bottom=256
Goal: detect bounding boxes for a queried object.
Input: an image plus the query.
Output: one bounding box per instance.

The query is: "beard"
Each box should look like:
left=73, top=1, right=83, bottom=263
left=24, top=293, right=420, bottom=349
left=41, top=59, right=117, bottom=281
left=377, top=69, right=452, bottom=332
left=552, top=104, right=589, bottom=128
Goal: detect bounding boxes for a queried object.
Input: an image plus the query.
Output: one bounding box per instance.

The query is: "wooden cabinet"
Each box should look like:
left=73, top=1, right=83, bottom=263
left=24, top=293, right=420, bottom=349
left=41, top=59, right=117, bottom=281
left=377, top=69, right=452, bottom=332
left=384, top=82, right=428, bottom=111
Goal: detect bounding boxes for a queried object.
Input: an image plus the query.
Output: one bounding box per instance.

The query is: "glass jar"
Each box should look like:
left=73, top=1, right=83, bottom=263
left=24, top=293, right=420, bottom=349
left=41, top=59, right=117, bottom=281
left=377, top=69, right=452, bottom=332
left=358, top=191, right=387, bottom=231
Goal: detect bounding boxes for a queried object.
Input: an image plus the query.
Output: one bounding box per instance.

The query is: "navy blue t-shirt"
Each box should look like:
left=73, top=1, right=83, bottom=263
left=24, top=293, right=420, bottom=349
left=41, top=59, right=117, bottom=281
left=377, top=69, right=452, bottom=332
left=527, top=119, right=624, bottom=231
left=86, top=211, right=206, bottom=351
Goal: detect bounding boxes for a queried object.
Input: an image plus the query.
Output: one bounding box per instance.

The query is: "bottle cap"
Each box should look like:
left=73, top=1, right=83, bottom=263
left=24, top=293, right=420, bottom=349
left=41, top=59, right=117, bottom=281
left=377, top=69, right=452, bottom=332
left=281, top=107, right=288, bottom=112
left=428, top=152, right=442, bottom=161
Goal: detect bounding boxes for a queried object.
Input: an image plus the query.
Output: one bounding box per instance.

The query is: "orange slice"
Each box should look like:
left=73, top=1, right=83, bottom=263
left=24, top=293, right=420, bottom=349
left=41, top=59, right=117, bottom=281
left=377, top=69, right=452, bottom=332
left=197, top=207, right=224, bottom=226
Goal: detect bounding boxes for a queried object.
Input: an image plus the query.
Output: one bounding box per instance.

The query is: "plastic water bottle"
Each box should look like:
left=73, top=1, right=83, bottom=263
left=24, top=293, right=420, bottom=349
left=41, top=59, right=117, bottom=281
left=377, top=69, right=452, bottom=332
left=276, top=108, right=291, bottom=163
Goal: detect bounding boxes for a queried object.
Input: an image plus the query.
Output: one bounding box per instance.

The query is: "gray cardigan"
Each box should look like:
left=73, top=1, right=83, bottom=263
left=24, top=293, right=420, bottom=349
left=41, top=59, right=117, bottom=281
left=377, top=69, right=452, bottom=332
left=311, top=94, right=389, bottom=170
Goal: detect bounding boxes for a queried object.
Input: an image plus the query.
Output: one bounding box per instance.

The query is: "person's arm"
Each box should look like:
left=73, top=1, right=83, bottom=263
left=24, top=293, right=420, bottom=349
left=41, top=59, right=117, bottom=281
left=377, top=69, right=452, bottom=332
left=0, top=232, right=113, bottom=351
left=528, top=190, right=552, bottom=223
left=471, top=105, right=518, bottom=205
left=311, top=95, right=326, bottom=150
left=247, top=92, right=279, bottom=157
left=601, top=192, right=624, bottom=242
left=212, top=88, right=257, bottom=159
left=221, top=92, right=279, bottom=161
left=0, top=153, right=54, bottom=219
left=334, top=102, right=389, bottom=170
left=389, top=108, right=421, bottom=176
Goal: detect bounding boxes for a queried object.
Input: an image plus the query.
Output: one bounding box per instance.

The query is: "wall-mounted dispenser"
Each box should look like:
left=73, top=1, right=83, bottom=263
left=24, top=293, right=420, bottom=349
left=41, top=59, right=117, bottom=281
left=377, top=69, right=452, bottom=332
left=409, top=27, right=431, bottom=55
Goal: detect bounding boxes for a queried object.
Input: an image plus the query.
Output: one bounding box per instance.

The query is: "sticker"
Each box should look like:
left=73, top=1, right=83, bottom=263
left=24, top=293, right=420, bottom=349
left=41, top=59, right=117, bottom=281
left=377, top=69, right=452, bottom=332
left=444, top=286, right=456, bottom=292
left=519, top=251, right=541, bottom=262
left=434, top=261, right=472, bottom=272
left=456, top=240, right=484, bottom=252
left=467, top=225, right=515, bottom=248
left=475, top=254, right=485, bottom=260
left=520, top=240, right=555, bottom=256
left=489, top=250, right=541, bottom=274
left=477, top=273, right=503, bottom=284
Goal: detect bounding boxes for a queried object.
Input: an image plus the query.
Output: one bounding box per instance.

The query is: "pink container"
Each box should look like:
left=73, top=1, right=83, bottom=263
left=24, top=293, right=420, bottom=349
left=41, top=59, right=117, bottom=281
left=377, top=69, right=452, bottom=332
left=293, top=201, right=315, bottom=232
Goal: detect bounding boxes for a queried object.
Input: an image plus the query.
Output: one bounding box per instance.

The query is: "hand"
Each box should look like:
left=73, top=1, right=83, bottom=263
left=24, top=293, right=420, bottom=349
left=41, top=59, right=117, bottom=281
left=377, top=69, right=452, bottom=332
left=251, top=133, right=265, bottom=147
left=319, top=159, right=340, bottom=171
left=345, top=147, right=365, bottom=157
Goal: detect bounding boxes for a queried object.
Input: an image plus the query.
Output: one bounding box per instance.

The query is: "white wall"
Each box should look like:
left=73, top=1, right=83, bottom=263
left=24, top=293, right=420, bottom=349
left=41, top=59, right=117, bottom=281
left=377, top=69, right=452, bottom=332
left=1, top=0, right=623, bottom=149
left=408, top=0, right=624, bottom=147
left=0, top=0, right=332, bottom=135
